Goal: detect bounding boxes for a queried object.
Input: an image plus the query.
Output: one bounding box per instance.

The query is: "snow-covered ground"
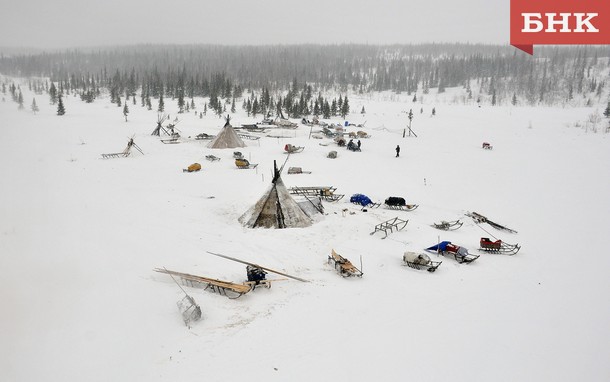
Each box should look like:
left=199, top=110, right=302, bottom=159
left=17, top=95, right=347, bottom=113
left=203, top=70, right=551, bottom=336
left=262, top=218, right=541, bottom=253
left=1, top=83, right=609, bottom=381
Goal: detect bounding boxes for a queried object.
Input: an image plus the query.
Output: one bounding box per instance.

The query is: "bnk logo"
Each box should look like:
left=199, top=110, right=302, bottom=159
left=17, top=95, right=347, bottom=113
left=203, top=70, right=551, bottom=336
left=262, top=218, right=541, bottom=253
left=511, top=0, right=610, bottom=54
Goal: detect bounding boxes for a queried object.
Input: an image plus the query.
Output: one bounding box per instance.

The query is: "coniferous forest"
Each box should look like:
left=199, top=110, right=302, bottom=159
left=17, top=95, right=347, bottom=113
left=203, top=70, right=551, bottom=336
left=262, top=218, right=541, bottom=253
left=1, top=44, right=609, bottom=117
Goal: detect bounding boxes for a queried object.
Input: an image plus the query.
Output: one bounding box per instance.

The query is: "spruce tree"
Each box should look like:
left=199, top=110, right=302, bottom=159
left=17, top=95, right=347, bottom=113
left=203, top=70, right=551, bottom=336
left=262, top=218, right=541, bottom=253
left=123, top=103, right=129, bottom=121
left=49, top=83, right=57, bottom=104
left=31, top=98, right=39, bottom=113
left=57, top=94, right=66, bottom=115
left=603, top=101, right=610, bottom=118
left=17, top=90, right=24, bottom=110
left=512, top=93, right=518, bottom=106
left=158, top=94, right=164, bottom=112
left=340, top=96, right=349, bottom=118
left=361, top=106, right=366, bottom=114
left=231, top=97, right=236, bottom=113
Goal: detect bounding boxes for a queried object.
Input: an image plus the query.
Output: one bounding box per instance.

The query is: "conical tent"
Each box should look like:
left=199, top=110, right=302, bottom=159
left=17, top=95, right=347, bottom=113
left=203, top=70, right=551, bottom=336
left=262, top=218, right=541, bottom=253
left=207, top=115, right=246, bottom=149
left=239, top=163, right=312, bottom=229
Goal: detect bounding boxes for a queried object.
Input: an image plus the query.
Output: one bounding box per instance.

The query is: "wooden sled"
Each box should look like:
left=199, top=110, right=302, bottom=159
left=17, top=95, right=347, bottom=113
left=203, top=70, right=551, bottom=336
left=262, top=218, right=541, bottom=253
left=101, top=152, right=130, bottom=159
left=403, top=252, right=441, bottom=272
left=466, top=212, right=518, bottom=233
left=205, top=155, right=221, bottom=162
left=478, top=237, right=521, bottom=255
left=384, top=197, right=418, bottom=211
left=238, top=133, right=261, bottom=140
left=154, top=268, right=252, bottom=299
left=426, top=242, right=479, bottom=264
left=235, top=158, right=258, bottom=169
left=284, top=144, right=304, bottom=154
left=289, top=186, right=344, bottom=202
left=350, top=194, right=381, bottom=210
left=328, top=250, right=363, bottom=277
left=161, top=137, right=180, bottom=144
left=101, top=137, right=142, bottom=159
left=432, top=220, right=463, bottom=231
left=195, top=133, right=215, bottom=140
left=370, top=217, right=408, bottom=239
left=287, top=167, right=311, bottom=174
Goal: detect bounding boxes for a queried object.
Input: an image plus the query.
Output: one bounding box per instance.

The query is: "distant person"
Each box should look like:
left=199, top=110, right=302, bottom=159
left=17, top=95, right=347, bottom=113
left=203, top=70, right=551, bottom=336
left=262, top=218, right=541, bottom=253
left=395, top=145, right=400, bottom=157
left=357, top=140, right=361, bottom=149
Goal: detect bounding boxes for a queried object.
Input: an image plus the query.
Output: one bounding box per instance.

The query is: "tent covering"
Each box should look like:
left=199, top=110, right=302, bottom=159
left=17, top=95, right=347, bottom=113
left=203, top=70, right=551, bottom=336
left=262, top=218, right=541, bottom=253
left=239, top=163, right=312, bottom=229
left=207, top=115, right=246, bottom=149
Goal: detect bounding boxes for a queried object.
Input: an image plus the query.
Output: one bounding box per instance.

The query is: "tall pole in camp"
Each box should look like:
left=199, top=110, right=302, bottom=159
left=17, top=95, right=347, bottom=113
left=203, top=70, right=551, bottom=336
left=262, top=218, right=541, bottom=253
left=408, top=109, right=414, bottom=137
left=206, top=251, right=310, bottom=282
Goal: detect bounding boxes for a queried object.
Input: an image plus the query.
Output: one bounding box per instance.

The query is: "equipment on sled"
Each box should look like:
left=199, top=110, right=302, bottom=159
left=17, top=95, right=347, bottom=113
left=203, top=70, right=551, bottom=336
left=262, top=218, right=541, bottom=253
left=384, top=197, right=418, bottom=211
left=284, top=144, right=304, bottom=154
left=350, top=194, right=381, bottom=209
left=335, top=136, right=346, bottom=146
left=466, top=212, right=518, bottom=233
left=479, top=237, right=520, bottom=255
left=482, top=142, right=493, bottom=150
left=183, top=163, right=201, bottom=172
left=287, top=167, right=311, bottom=174
left=425, top=241, right=479, bottom=263
left=402, top=252, right=442, bottom=272
left=370, top=217, right=408, bottom=239
left=235, top=158, right=258, bottom=169
left=328, top=249, right=363, bottom=277
left=432, top=220, right=463, bottom=231
left=244, top=265, right=276, bottom=289
left=101, top=137, right=143, bottom=159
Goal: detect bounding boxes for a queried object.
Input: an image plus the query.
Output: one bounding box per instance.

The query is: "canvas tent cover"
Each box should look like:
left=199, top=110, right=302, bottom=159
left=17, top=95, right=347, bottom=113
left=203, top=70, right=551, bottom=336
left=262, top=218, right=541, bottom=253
left=239, top=167, right=312, bottom=229
left=207, top=119, right=246, bottom=149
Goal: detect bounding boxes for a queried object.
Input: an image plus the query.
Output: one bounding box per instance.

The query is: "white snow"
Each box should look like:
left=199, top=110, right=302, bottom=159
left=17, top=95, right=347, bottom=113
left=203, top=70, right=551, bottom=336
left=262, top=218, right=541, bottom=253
left=1, top=84, right=609, bottom=381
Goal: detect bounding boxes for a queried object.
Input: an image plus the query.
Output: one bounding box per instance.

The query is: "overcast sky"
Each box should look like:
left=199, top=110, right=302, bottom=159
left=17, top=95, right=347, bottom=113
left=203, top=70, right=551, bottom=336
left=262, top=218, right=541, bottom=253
left=0, top=0, right=509, bottom=49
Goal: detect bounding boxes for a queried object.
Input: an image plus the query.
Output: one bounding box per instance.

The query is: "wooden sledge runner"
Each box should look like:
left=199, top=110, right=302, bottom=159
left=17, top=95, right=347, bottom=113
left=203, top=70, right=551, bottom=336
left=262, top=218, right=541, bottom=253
left=154, top=268, right=253, bottom=299
left=328, top=249, right=363, bottom=277
left=370, top=217, right=408, bottom=239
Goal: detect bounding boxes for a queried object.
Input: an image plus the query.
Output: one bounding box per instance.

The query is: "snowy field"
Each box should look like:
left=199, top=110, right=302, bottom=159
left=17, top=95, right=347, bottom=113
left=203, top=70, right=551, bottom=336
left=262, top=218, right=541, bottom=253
left=1, top=83, right=610, bottom=381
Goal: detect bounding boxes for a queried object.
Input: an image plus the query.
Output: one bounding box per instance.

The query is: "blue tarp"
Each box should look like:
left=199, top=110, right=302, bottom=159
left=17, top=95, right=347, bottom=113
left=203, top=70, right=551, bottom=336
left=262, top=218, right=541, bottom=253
left=350, top=194, right=372, bottom=207
left=426, top=241, right=452, bottom=252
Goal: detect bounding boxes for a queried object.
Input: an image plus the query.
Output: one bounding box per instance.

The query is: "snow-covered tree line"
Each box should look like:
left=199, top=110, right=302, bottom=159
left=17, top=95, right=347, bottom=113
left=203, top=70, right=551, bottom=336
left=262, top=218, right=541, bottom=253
left=1, top=44, right=609, bottom=108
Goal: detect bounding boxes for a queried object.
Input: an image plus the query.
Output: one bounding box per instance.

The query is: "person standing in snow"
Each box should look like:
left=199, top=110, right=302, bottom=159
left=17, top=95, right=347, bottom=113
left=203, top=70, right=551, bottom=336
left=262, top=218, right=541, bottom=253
left=395, top=145, right=400, bottom=157
left=357, top=140, right=361, bottom=149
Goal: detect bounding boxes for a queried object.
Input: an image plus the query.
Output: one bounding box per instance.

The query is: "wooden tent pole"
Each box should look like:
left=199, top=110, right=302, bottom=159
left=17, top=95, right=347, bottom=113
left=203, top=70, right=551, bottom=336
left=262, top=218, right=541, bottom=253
left=206, top=251, right=309, bottom=283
